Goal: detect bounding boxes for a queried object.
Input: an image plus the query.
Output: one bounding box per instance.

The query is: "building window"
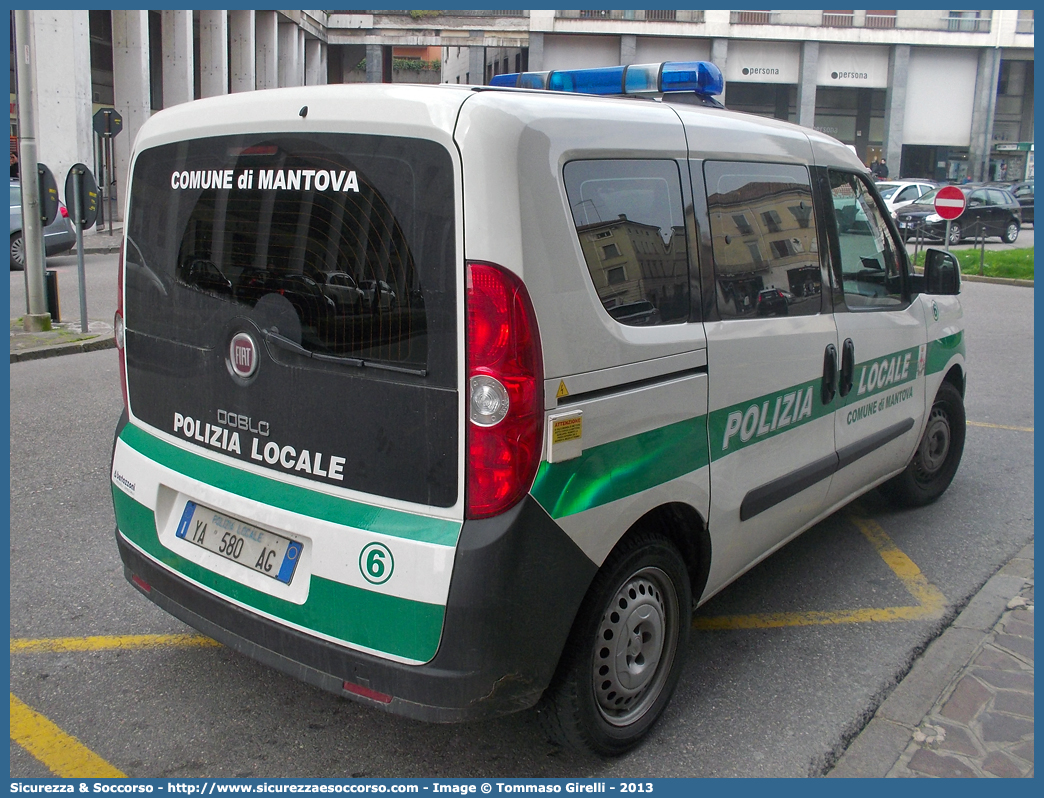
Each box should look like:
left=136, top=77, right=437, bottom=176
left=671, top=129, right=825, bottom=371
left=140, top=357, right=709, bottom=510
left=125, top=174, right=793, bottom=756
left=607, top=266, right=626, bottom=285
left=602, top=243, right=621, bottom=259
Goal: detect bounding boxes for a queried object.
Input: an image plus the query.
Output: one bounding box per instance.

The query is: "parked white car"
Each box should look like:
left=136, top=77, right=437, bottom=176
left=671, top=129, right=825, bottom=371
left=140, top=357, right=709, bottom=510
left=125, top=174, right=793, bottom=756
left=876, top=180, right=938, bottom=215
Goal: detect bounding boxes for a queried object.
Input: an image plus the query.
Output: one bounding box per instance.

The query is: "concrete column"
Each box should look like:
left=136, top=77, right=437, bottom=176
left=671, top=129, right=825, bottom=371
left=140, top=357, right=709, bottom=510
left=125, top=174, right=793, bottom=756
left=111, top=10, right=152, bottom=222
left=229, top=10, right=255, bottom=93
left=366, top=44, right=383, bottom=83
left=305, top=39, right=327, bottom=86
left=199, top=10, right=229, bottom=97
left=255, top=11, right=279, bottom=90
left=161, top=10, right=193, bottom=106
left=620, top=34, right=636, bottom=65
left=298, top=28, right=307, bottom=87
left=711, top=39, right=728, bottom=103
left=797, top=40, right=819, bottom=129
left=278, top=22, right=300, bottom=87
left=30, top=10, right=93, bottom=195
left=528, top=32, right=544, bottom=71
left=468, top=45, right=486, bottom=85
left=969, top=48, right=1001, bottom=181
left=883, top=44, right=909, bottom=174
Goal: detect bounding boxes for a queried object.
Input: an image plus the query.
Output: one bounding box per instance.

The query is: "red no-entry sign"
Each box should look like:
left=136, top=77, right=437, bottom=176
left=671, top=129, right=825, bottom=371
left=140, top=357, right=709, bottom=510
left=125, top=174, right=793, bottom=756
left=934, top=186, right=967, bottom=220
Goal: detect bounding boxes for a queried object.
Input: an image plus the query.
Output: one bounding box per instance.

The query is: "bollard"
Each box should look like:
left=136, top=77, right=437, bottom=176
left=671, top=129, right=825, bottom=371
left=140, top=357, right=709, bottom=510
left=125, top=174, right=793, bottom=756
left=45, top=268, right=60, bottom=322
left=979, top=223, right=986, bottom=276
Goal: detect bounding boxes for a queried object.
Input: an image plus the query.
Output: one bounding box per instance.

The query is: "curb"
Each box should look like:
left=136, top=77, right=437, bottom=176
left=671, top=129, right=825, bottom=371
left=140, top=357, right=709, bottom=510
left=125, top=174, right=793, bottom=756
left=826, top=542, right=1034, bottom=777
left=10, top=333, right=116, bottom=363
left=960, top=274, right=1033, bottom=288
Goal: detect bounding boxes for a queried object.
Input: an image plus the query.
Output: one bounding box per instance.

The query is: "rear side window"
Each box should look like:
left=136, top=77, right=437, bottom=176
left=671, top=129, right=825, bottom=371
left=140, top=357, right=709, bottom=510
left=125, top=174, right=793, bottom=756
left=704, top=161, right=822, bottom=319
left=564, top=160, right=690, bottom=326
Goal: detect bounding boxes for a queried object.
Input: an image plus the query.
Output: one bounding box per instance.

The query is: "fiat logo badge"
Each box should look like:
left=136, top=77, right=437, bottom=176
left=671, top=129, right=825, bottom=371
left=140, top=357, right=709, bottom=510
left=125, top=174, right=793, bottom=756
left=229, top=332, right=258, bottom=378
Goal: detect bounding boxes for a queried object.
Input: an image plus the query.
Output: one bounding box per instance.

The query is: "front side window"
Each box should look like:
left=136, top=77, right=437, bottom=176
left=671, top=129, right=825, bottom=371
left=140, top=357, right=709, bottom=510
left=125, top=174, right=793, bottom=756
left=704, top=161, right=823, bottom=319
left=564, top=159, right=690, bottom=326
left=828, top=171, right=906, bottom=310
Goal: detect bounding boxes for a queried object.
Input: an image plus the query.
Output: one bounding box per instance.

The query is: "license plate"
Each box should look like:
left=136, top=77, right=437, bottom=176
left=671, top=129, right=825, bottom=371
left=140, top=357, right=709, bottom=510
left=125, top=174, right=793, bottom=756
left=176, top=501, right=302, bottom=584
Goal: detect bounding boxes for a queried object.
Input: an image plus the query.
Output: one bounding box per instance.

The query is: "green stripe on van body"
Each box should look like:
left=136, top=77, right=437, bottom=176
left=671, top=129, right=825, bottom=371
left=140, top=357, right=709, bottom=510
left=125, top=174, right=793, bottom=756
left=926, top=331, right=965, bottom=375
left=113, top=488, right=444, bottom=663
left=119, top=423, right=461, bottom=547
left=531, top=416, right=709, bottom=520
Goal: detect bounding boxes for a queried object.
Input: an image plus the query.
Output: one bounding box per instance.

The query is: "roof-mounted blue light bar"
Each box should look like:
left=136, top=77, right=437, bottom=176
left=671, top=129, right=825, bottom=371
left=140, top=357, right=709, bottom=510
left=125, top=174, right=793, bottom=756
left=487, top=61, right=724, bottom=98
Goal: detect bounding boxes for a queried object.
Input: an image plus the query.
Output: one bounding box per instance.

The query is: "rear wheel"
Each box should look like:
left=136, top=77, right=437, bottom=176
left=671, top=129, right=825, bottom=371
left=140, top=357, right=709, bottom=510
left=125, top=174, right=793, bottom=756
left=880, top=381, right=965, bottom=507
left=11, top=233, right=25, bottom=270
left=947, top=223, right=962, bottom=246
left=1003, top=221, right=1020, bottom=243
left=539, top=532, right=691, bottom=756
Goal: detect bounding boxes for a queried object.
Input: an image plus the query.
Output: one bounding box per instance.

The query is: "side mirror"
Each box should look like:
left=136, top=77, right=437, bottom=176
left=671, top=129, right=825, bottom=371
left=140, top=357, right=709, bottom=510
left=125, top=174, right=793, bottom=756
left=924, top=249, right=961, bottom=295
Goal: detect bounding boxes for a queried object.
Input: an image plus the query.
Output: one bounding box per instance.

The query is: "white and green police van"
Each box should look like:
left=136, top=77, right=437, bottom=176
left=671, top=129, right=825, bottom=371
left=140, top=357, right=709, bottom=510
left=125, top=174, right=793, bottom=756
left=110, top=62, right=965, bottom=756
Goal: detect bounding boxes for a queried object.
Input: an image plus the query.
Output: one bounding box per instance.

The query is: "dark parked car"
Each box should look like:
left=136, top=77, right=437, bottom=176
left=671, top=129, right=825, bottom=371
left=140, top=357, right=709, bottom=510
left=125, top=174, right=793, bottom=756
left=755, top=287, right=789, bottom=317
left=9, top=178, right=77, bottom=270
left=990, top=180, right=1033, bottom=225
left=894, top=183, right=1022, bottom=245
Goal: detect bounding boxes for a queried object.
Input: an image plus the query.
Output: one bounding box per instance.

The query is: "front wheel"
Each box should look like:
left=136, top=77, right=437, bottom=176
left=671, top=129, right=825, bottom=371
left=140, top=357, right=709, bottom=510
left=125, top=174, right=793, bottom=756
left=947, top=223, right=962, bottom=246
left=1003, top=221, right=1020, bottom=244
left=539, top=532, right=691, bottom=756
left=880, top=381, right=966, bottom=507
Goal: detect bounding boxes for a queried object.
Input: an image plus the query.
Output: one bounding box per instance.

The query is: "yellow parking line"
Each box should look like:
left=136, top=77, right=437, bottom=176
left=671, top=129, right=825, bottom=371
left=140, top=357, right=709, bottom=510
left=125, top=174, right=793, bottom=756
left=11, top=633, right=220, bottom=654
left=968, top=420, right=1033, bottom=433
left=10, top=694, right=125, bottom=778
left=693, top=514, right=946, bottom=630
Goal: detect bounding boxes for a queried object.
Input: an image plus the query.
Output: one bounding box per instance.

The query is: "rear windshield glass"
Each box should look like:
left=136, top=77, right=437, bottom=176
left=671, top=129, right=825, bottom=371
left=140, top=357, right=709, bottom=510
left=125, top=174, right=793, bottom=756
left=125, top=133, right=456, bottom=380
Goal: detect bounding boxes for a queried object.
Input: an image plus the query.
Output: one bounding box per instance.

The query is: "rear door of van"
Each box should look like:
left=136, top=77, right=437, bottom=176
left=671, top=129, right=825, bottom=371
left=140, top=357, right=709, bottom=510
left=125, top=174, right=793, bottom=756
left=113, top=91, right=464, bottom=665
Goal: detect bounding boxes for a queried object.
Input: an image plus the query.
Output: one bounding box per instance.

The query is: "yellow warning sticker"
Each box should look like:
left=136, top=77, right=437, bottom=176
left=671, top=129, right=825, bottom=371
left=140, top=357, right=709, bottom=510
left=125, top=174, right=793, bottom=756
left=556, top=381, right=569, bottom=399
left=552, top=416, right=582, bottom=444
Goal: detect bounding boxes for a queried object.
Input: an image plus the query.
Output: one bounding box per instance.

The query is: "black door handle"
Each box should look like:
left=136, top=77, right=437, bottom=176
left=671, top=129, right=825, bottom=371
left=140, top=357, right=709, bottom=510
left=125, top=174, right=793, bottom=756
left=822, top=344, right=838, bottom=404
left=839, top=338, right=855, bottom=397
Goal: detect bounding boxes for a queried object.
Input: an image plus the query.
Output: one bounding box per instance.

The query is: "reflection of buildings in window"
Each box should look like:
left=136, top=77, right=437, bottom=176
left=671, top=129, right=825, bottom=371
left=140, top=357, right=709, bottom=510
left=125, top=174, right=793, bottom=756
left=578, top=217, right=687, bottom=318
left=709, top=181, right=822, bottom=315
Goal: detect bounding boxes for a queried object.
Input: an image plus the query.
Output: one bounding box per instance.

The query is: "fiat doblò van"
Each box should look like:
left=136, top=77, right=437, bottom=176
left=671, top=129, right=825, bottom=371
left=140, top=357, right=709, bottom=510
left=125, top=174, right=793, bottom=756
left=111, top=63, right=965, bottom=756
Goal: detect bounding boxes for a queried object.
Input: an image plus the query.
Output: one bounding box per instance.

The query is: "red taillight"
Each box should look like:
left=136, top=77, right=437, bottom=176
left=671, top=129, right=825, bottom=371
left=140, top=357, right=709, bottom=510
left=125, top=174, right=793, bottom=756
left=466, top=261, right=543, bottom=520
left=115, top=242, right=128, bottom=410
left=59, top=203, right=69, bottom=218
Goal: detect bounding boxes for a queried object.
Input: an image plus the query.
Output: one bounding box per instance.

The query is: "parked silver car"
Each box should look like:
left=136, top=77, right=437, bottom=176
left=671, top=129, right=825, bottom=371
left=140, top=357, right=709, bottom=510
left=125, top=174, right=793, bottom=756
left=10, top=178, right=77, bottom=270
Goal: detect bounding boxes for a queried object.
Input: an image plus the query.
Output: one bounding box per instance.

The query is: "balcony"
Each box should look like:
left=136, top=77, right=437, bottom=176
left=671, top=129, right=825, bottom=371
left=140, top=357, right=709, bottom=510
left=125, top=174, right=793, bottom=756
left=945, top=12, right=990, bottom=32
left=731, top=10, right=775, bottom=25
left=864, top=11, right=897, bottom=28
left=557, top=10, right=706, bottom=23
left=822, top=11, right=855, bottom=28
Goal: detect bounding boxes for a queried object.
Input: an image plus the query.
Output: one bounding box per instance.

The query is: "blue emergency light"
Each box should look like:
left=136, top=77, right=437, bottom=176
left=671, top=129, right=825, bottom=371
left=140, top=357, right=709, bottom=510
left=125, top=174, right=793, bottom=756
left=488, top=61, right=724, bottom=99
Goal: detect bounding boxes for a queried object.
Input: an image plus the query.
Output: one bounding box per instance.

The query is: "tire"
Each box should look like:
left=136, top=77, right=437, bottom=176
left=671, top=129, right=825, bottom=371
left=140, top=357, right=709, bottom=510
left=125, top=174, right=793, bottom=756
left=539, top=532, right=691, bottom=756
left=947, top=223, right=962, bottom=246
left=880, top=381, right=966, bottom=507
left=1003, top=221, right=1020, bottom=244
left=11, top=232, right=25, bottom=271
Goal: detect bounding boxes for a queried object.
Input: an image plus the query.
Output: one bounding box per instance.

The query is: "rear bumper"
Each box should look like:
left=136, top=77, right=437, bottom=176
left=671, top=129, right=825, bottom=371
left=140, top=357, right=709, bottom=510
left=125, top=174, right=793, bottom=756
left=116, top=493, right=597, bottom=723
